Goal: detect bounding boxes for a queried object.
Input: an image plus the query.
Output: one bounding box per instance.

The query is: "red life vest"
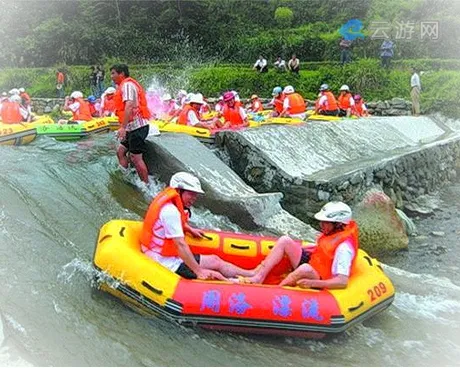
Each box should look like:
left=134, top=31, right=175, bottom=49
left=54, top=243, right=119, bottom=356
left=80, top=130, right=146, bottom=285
left=308, top=221, right=359, bottom=280
left=71, top=98, right=92, bottom=121
left=285, top=93, right=306, bottom=114
left=338, top=93, right=353, bottom=110
left=274, top=94, right=285, bottom=114
left=177, top=104, right=200, bottom=125
left=113, top=77, right=151, bottom=123
left=1, top=101, right=22, bottom=123
left=102, top=95, right=115, bottom=115
left=222, top=105, right=244, bottom=126
left=57, top=72, right=65, bottom=84
left=353, top=100, right=367, bottom=117
left=321, top=91, right=339, bottom=111
left=140, top=187, right=189, bottom=257
left=20, top=92, right=31, bottom=105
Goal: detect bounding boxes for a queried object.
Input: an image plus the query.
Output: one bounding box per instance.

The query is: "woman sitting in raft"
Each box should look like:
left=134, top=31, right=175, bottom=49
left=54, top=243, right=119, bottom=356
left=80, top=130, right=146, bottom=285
left=177, top=93, right=218, bottom=129
left=218, top=91, right=249, bottom=129
left=237, top=201, right=359, bottom=289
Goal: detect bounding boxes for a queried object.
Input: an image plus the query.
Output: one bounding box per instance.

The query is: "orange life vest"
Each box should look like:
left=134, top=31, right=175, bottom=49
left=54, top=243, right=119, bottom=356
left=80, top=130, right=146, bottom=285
left=113, top=77, right=151, bottom=123
left=178, top=104, right=200, bottom=125
left=140, top=187, right=189, bottom=257
left=308, top=220, right=359, bottom=280
left=274, top=94, right=285, bottom=114
left=57, top=72, right=65, bottom=84
left=102, top=95, right=115, bottom=114
left=353, top=100, right=367, bottom=117
left=321, top=91, right=339, bottom=111
left=285, top=93, right=306, bottom=114
left=222, top=105, right=244, bottom=126
left=338, top=93, right=353, bottom=110
left=20, top=92, right=31, bottom=105
left=251, top=99, right=263, bottom=112
left=1, top=101, right=22, bottom=123
left=71, top=98, right=92, bottom=121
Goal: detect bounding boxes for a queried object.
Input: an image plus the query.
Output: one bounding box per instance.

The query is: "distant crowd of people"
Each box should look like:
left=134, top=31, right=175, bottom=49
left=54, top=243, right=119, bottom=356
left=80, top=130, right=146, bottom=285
left=253, top=37, right=396, bottom=71
left=253, top=54, right=300, bottom=74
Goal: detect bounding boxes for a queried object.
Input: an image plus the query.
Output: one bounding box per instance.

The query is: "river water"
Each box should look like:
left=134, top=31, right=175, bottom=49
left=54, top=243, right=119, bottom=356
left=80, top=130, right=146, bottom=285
left=0, top=134, right=459, bottom=366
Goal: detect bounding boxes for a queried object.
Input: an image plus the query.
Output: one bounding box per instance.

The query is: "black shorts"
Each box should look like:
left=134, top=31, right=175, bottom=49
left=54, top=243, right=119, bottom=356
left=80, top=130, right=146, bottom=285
left=120, top=125, right=149, bottom=154
left=338, top=109, right=348, bottom=117
left=319, top=109, right=339, bottom=117
left=176, top=254, right=201, bottom=279
left=297, top=248, right=311, bottom=268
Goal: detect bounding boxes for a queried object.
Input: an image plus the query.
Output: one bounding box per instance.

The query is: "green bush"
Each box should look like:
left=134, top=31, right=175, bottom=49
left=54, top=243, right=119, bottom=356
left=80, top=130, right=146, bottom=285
left=274, top=7, right=294, bottom=28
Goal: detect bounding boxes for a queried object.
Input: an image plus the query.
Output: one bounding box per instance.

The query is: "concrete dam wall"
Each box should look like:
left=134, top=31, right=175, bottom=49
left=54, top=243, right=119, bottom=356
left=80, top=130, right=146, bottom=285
left=216, top=116, right=460, bottom=221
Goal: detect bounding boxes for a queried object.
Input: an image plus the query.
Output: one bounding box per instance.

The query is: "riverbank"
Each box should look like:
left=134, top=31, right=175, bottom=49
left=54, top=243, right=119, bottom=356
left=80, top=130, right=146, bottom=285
left=2, top=59, right=460, bottom=117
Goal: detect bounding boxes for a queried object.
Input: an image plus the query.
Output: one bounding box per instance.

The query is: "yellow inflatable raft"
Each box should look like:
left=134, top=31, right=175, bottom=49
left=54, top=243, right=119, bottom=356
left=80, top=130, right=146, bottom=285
left=150, top=120, right=261, bottom=144
left=93, top=220, right=395, bottom=338
left=0, top=115, right=54, bottom=146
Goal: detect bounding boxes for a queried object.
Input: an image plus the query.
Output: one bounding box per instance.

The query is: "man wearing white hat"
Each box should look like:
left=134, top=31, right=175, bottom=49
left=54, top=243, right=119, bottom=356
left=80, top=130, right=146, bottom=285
left=140, top=172, right=257, bottom=280
left=177, top=93, right=217, bottom=129
left=280, top=85, right=306, bottom=119
left=337, top=84, right=355, bottom=117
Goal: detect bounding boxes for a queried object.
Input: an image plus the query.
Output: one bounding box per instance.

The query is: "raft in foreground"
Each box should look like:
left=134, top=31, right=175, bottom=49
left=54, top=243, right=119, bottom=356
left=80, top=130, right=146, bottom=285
left=93, top=220, right=395, bottom=338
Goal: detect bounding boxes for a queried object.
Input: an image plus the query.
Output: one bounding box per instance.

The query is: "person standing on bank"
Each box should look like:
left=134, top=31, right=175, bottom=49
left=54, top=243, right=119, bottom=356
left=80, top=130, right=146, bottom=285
left=111, top=64, right=151, bottom=184
left=380, top=38, right=394, bottom=69
left=410, top=67, right=421, bottom=117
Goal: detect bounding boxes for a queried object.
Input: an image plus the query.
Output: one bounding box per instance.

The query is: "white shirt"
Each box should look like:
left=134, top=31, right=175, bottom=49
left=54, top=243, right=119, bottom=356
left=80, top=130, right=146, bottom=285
left=274, top=59, right=286, bottom=68
left=215, top=102, right=224, bottom=112
left=186, top=109, right=200, bottom=126
left=254, top=58, right=267, bottom=68
left=331, top=240, right=355, bottom=276
left=411, top=73, right=421, bottom=89
left=141, top=203, right=184, bottom=272
left=68, top=101, right=81, bottom=114
left=122, top=81, right=149, bottom=131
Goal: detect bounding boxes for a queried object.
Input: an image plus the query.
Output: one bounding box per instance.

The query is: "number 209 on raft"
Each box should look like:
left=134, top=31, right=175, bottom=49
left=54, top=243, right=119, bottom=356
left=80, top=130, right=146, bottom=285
left=367, top=282, right=387, bottom=302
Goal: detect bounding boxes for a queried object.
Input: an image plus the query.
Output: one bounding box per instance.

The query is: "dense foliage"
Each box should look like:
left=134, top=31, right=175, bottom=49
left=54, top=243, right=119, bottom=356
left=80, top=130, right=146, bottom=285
left=0, top=0, right=458, bottom=67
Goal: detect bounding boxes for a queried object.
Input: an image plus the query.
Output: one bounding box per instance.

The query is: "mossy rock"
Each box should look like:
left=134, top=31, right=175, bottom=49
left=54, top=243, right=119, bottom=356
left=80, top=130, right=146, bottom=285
left=354, top=189, right=409, bottom=256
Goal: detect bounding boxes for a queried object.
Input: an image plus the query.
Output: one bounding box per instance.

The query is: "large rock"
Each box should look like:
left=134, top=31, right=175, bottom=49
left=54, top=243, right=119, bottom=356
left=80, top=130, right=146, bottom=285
left=353, top=189, right=409, bottom=255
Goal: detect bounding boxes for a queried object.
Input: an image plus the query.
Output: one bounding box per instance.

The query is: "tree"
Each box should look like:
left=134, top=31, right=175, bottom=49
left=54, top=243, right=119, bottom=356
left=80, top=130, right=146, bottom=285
left=274, top=7, right=294, bottom=28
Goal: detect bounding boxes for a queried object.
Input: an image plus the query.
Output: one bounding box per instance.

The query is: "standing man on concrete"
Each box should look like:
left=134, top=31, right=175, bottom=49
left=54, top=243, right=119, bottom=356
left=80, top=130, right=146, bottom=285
left=410, top=67, right=421, bottom=116
left=111, top=64, right=151, bottom=184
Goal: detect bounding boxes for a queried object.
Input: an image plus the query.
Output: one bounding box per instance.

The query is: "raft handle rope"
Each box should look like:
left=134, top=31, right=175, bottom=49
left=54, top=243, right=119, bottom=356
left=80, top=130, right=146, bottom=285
left=119, top=227, right=125, bottom=237
left=195, top=130, right=208, bottom=135
left=348, top=301, right=364, bottom=312
left=141, top=281, right=163, bottom=295
left=230, top=243, right=250, bottom=250
left=201, top=234, right=213, bottom=240
left=99, top=234, right=113, bottom=243
left=363, top=255, right=373, bottom=266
